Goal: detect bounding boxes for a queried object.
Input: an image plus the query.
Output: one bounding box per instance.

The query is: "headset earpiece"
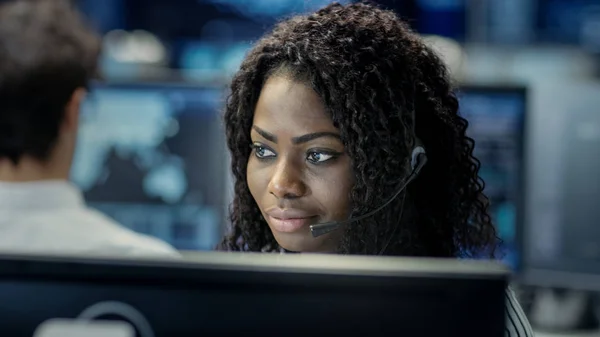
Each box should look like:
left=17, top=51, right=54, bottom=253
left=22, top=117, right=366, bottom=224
left=411, top=146, right=426, bottom=171
left=410, top=137, right=427, bottom=172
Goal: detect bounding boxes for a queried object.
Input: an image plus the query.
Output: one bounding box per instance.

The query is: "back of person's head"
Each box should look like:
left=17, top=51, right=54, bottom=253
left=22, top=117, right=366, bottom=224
left=0, top=0, right=100, bottom=167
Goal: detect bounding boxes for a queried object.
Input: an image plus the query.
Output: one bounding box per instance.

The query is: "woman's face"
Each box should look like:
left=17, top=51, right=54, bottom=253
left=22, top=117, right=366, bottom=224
left=247, top=76, right=354, bottom=253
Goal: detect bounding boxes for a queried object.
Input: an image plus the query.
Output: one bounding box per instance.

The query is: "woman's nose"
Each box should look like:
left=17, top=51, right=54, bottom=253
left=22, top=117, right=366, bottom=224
left=267, top=158, right=307, bottom=199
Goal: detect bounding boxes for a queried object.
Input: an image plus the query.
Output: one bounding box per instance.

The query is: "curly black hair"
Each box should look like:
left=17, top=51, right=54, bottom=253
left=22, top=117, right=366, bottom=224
left=219, top=1, right=499, bottom=257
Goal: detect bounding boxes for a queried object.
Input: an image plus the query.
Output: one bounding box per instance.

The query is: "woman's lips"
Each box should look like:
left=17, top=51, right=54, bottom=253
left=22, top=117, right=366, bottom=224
left=268, top=216, right=317, bottom=233
left=265, top=208, right=318, bottom=233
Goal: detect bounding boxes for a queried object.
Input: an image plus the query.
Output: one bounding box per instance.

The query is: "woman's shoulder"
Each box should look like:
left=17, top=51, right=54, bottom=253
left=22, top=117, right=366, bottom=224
left=505, top=287, right=535, bottom=337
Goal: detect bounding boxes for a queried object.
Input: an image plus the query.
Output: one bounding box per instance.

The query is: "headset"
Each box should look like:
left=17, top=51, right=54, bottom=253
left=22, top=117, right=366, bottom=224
left=309, top=137, right=428, bottom=254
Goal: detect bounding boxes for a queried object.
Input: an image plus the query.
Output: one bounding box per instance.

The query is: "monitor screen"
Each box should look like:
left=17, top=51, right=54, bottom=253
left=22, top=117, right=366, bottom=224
left=457, top=86, right=527, bottom=270
left=371, top=0, right=467, bottom=41
left=70, top=82, right=227, bottom=251
left=520, top=82, right=600, bottom=289
left=536, top=0, right=600, bottom=49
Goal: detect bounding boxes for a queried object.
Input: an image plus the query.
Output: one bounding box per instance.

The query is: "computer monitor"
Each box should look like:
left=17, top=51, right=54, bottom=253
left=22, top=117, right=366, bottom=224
left=0, top=252, right=508, bottom=337
left=535, top=0, right=599, bottom=49
left=70, top=81, right=227, bottom=251
left=519, top=81, right=600, bottom=291
left=457, top=85, right=527, bottom=270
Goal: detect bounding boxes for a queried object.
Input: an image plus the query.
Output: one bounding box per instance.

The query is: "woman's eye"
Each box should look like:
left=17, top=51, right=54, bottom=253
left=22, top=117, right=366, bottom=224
left=252, top=144, right=276, bottom=159
left=307, top=152, right=335, bottom=164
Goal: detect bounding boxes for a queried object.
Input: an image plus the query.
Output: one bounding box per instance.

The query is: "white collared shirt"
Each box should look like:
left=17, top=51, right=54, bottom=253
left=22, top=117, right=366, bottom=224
left=0, top=180, right=179, bottom=257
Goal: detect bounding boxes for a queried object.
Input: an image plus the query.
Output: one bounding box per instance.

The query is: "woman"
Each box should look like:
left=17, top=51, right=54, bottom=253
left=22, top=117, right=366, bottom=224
left=219, top=2, right=533, bottom=336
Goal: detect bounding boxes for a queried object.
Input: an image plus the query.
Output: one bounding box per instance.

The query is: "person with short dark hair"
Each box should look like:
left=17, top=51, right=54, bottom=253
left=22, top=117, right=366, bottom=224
left=0, top=0, right=177, bottom=257
left=219, top=2, right=532, bottom=336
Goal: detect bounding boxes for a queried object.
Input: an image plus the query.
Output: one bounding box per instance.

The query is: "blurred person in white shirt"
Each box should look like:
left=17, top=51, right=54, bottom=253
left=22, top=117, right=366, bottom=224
left=0, top=0, right=178, bottom=258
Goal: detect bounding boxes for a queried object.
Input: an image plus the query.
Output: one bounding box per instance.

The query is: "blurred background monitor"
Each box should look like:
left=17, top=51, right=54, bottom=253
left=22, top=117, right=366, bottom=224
left=457, top=85, right=527, bottom=270
left=519, top=82, right=600, bottom=291
left=372, top=0, right=467, bottom=41
left=535, top=0, right=600, bottom=51
left=70, top=81, right=227, bottom=251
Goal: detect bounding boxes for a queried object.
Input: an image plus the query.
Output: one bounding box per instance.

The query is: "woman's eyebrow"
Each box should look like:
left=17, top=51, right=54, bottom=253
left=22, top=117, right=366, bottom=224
left=291, top=132, right=341, bottom=144
left=252, top=126, right=340, bottom=145
left=252, top=125, right=277, bottom=143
